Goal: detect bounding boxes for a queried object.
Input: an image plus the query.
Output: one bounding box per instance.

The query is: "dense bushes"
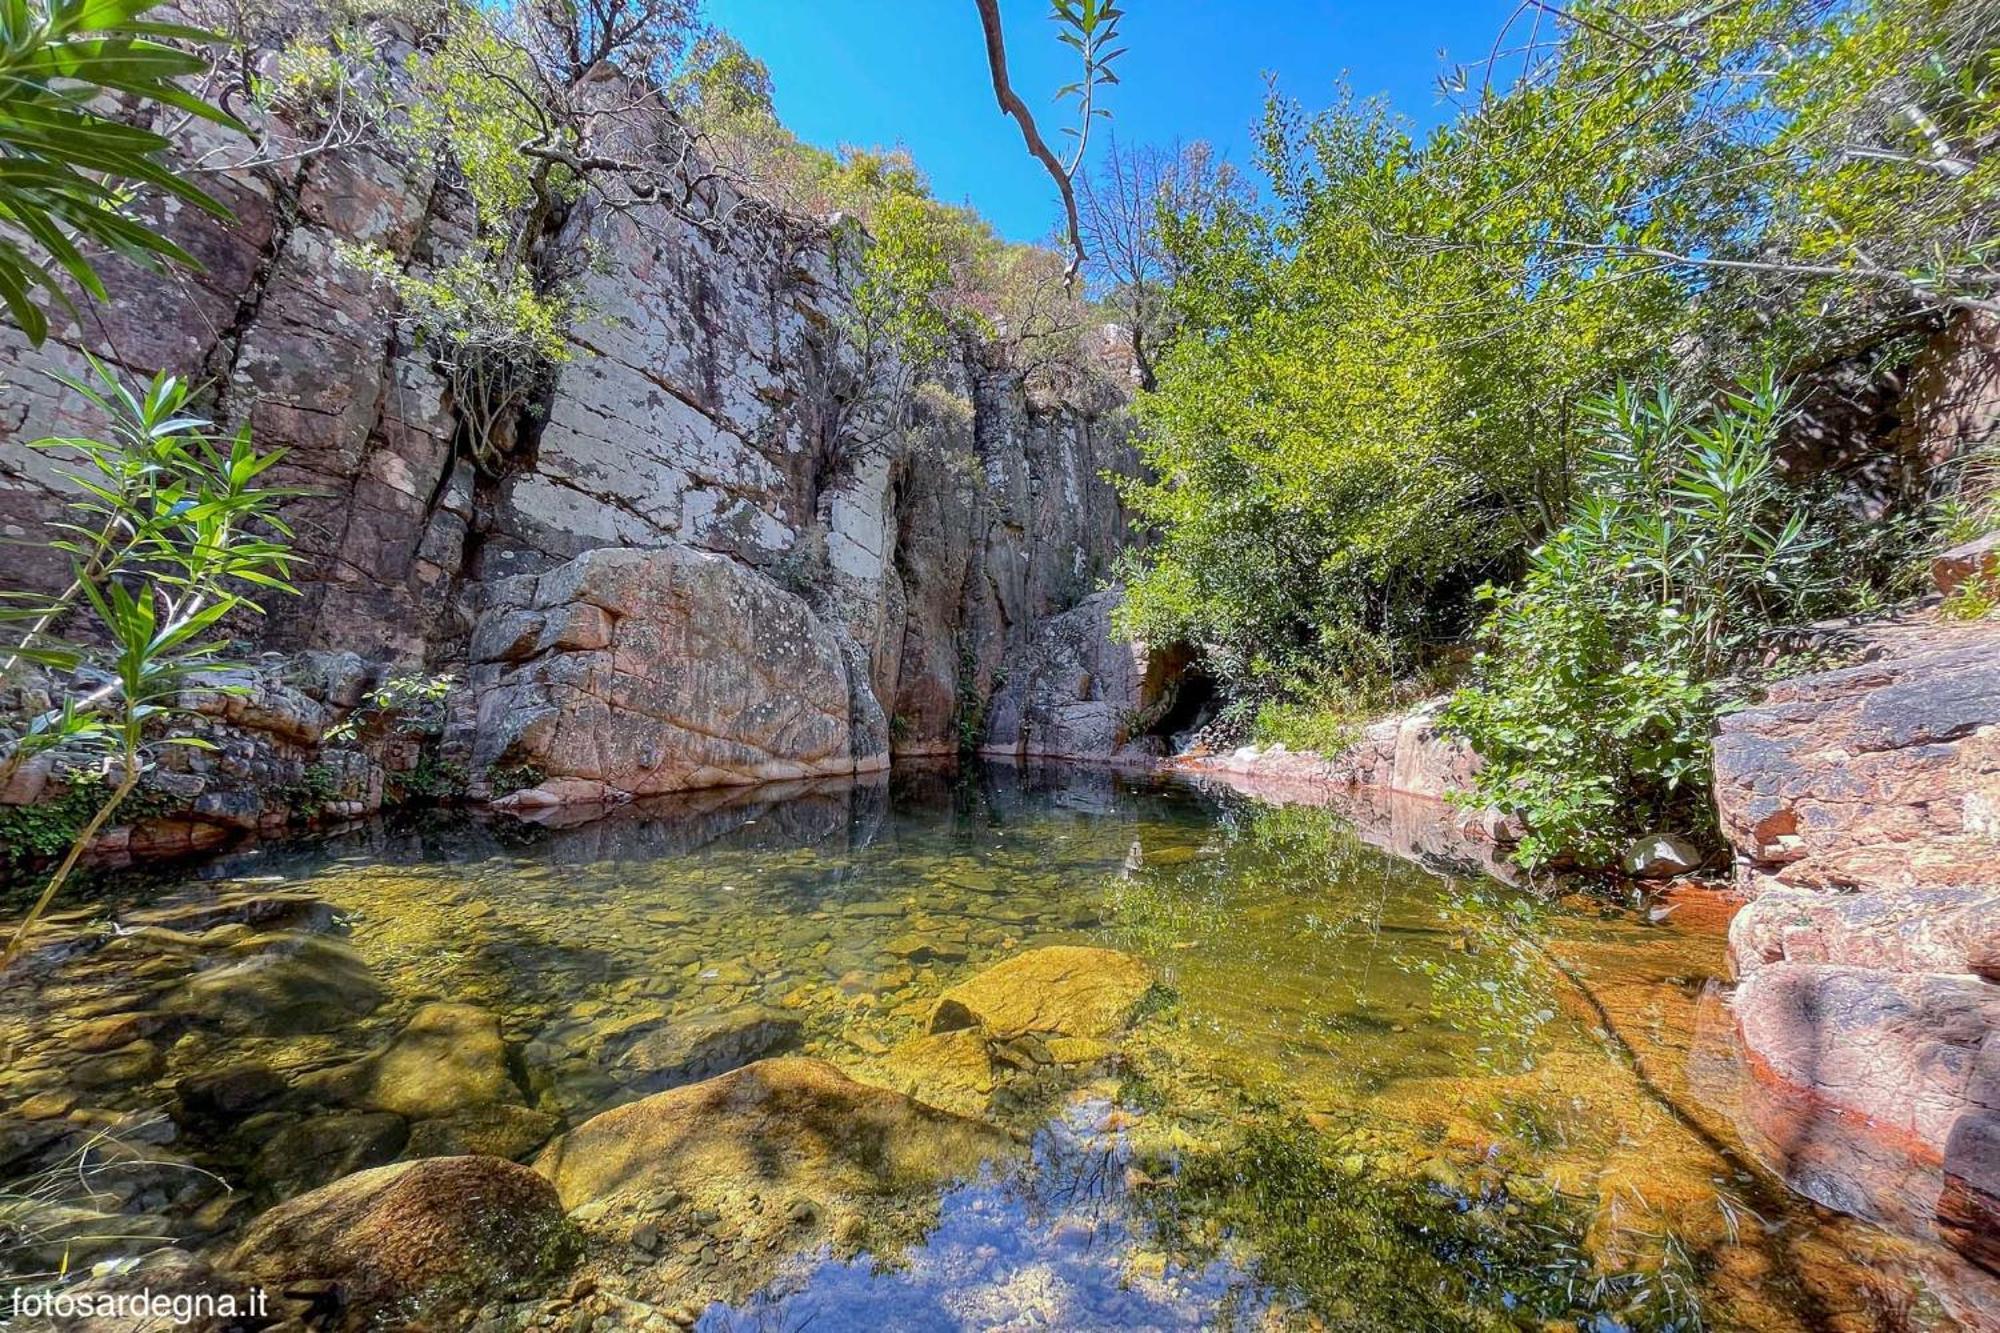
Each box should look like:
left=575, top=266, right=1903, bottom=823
left=1441, top=376, right=1853, bottom=868
left=1112, top=0, right=1995, bottom=867
left=1116, top=0, right=1996, bottom=692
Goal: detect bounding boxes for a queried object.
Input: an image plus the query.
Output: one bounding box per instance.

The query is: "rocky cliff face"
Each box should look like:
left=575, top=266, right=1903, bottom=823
left=1714, top=611, right=2000, bottom=1284
left=0, top=82, right=1135, bottom=833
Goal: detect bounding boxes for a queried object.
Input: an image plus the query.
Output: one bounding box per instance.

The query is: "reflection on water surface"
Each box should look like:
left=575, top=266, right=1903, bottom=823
left=0, top=764, right=1982, bottom=1330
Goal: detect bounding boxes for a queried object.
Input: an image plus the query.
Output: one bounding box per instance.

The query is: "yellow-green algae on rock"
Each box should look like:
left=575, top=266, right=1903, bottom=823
left=536, top=1056, right=1013, bottom=1215
left=926, top=944, right=1154, bottom=1039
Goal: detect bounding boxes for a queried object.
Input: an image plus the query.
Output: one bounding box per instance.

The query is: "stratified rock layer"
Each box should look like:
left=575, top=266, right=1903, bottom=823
left=1714, top=615, right=2000, bottom=891
left=926, top=945, right=1154, bottom=1040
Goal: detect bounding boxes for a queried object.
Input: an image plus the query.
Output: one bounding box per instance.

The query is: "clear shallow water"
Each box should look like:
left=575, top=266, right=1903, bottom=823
left=0, top=764, right=1980, bottom=1330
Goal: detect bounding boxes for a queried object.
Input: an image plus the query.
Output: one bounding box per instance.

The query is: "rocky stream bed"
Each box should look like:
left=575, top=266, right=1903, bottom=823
left=1, top=764, right=1995, bottom=1332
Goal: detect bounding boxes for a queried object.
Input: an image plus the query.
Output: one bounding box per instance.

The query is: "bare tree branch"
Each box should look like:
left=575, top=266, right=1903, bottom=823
left=971, top=0, right=1087, bottom=282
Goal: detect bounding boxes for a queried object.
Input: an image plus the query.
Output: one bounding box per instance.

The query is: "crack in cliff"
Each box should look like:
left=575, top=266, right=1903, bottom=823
left=199, top=160, right=308, bottom=427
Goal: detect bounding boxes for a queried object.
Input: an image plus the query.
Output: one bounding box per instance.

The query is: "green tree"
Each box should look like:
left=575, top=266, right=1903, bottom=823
left=1441, top=374, right=1842, bottom=869
left=1117, top=0, right=1994, bottom=706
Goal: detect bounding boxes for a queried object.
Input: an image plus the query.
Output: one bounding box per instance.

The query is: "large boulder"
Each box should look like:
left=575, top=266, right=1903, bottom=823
left=300, top=1002, right=521, bottom=1119
left=1715, top=613, right=2000, bottom=1285
left=1730, top=885, right=2000, bottom=978
left=534, top=1057, right=1010, bottom=1227
left=463, top=545, right=887, bottom=800
left=926, top=945, right=1154, bottom=1040
left=229, top=1156, right=576, bottom=1328
left=1713, top=614, right=2000, bottom=892
left=981, top=588, right=1191, bottom=762
left=1728, top=964, right=2000, bottom=1278
left=1732, top=964, right=2000, bottom=1156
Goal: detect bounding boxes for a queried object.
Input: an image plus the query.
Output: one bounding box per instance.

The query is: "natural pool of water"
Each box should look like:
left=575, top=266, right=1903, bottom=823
left=0, top=764, right=1982, bottom=1330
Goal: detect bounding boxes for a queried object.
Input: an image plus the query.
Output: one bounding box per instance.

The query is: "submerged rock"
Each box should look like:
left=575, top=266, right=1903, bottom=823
left=164, top=932, right=383, bottom=1036
left=250, top=1110, right=407, bottom=1198
left=605, top=1004, right=802, bottom=1095
left=534, top=1057, right=1011, bottom=1236
left=405, top=1104, right=560, bottom=1161
left=301, top=1001, right=521, bottom=1119
left=927, top=945, right=1154, bottom=1040
left=229, top=1155, right=577, bottom=1329
left=176, top=1061, right=288, bottom=1119
left=882, top=1029, right=997, bottom=1117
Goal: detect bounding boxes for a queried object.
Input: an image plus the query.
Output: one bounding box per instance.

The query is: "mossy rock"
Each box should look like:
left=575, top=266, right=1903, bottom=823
left=927, top=945, right=1154, bottom=1040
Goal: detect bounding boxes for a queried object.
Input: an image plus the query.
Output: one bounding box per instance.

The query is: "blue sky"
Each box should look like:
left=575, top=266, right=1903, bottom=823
left=704, top=0, right=1522, bottom=243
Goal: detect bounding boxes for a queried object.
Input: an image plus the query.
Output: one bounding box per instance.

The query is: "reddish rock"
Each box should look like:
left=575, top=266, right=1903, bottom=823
left=1729, top=885, right=2000, bottom=978
left=1934, top=532, right=2000, bottom=597
left=228, top=1156, right=576, bottom=1328
left=1733, top=963, right=2000, bottom=1155
left=463, top=546, right=878, bottom=799
left=1713, top=614, right=2000, bottom=892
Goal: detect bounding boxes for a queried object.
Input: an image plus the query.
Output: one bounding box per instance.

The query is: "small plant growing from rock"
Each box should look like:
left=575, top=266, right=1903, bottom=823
left=0, top=362, right=297, bottom=966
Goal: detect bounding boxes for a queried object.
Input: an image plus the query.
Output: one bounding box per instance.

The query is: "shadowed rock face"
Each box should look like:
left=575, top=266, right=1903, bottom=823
left=982, top=589, right=1190, bottom=763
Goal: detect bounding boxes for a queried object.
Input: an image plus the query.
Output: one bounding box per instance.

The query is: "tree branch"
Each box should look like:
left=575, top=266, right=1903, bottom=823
left=971, top=0, right=1087, bottom=282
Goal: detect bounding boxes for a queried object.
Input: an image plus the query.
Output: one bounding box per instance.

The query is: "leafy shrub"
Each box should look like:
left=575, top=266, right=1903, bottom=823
left=390, top=753, right=467, bottom=803
left=487, top=763, right=546, bottom=797
left=1942, top=571, right=2000, bottom=621
left=1442, top=373, right=1849, bottom=870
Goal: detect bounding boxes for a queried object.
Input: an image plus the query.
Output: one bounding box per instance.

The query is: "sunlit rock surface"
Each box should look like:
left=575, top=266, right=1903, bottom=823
left=926, top=944, right=1154, bottom=1040
left=1717, top=610, right=2000, bottom=1284
left=1715, top=613, right=2000, bottom=892
left=462, top=545, right=877, bottom=799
